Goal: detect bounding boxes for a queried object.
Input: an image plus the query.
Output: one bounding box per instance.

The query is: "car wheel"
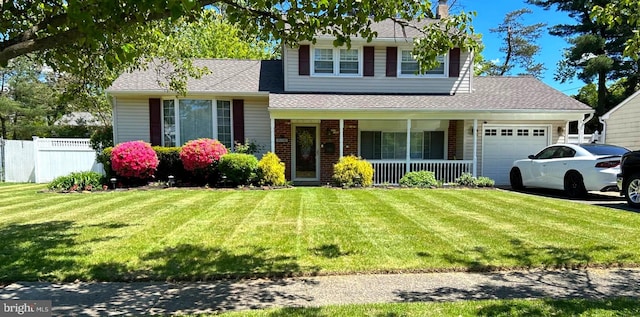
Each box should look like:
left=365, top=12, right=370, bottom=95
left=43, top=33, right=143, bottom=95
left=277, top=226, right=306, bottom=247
left=624, top=173, right=640, bottom=208
left=564, top=171, right=587, bottom=198
left=510, top=167, right=524, bottom=190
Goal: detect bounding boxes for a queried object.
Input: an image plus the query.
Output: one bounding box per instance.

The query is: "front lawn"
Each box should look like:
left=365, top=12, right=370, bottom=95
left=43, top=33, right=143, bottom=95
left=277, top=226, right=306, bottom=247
left=1, top=184, right=639, bottom=282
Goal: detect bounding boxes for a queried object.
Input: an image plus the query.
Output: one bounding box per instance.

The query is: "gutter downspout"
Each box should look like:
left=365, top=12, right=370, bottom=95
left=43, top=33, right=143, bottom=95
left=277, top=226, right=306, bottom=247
left=578, top=113, right=594, bottom=144
left=598, top=116, right=607, bottom=144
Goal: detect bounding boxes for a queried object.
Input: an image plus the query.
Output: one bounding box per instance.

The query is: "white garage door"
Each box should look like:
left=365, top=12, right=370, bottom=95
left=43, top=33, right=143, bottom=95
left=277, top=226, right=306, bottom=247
left=482, top=126, right=549, bottom=185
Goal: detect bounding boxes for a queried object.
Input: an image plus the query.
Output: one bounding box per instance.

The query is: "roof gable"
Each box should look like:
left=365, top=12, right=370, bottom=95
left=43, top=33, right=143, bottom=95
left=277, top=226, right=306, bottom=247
left=602, top=89, right=640, bottom=119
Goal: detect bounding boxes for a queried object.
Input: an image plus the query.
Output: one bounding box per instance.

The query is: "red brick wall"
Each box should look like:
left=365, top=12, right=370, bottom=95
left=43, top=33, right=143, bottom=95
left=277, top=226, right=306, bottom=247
left=274, top=119, right=292, bottom=180
left=448, top=120, right=457, bottom=160
left=318, top=120, right=360, bottom=184
left=343, top=120, right=359, bottom=156
left=320, top=120, right=340, bottom=183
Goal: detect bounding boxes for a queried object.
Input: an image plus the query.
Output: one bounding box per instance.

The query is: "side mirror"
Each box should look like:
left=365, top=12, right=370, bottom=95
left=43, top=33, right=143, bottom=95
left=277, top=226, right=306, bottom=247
left=528, top=155, right=535, bottom=159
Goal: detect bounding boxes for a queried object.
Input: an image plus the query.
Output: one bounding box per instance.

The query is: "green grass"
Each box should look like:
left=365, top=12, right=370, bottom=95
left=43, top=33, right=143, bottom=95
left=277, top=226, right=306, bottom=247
left=213, top=298, right=640, bottom=316
left=1, top=184, right=640, bottom=282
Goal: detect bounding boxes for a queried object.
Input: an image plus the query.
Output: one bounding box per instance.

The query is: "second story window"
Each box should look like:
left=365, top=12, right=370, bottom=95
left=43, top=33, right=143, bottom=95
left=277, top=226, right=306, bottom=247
left=312, top=47, right=361, bottom=76
left=399, top=50, right=446, bottom=77
left=339, top=49, right=359, bottom=74
left=314, top=48, right=334, bottom=74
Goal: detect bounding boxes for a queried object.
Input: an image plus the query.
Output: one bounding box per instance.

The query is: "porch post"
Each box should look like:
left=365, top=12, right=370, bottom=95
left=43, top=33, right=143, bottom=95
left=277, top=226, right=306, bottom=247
left=472, top=119, right=478, bottom=177
left=565, top=121, right=570, bottom=144
left=406, top=119, right=412, bottom=173
left=270, top=118, right=275, bottom=153
left=339, top=119, right=344, bottom=158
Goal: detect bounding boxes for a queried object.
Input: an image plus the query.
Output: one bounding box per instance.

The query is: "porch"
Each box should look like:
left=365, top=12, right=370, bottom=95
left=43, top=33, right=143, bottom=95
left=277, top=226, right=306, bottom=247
left=270, top=118, right=479, bottom=185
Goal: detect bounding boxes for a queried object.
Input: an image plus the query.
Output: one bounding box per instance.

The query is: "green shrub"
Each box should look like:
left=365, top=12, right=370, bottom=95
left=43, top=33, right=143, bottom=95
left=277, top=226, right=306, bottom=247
left=90, top=126, right=114, bottom=152
left=476, top=176, right=495, bottom=188
left=333, top=155, right=374, bottom=187
left=219, top=153, right=259, bottom=186
left=257, top=152, right=286, bottom=186
left=399, top=171, right=438, bottom=188
left=233, top=138, right=263, bottom=155
left=153, top=146, right=187, bottom=181
left=456, top=173, right=477, bottom=187
left=455, top=173, right=495, bottom=188
left=97, top=147, right=114, bottom=179
left=48, top=171, right=104, bottom=191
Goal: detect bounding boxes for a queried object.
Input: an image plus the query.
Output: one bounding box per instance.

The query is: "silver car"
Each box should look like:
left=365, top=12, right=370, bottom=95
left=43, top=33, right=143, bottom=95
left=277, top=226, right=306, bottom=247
left=509, top=144, right=629, bottom=198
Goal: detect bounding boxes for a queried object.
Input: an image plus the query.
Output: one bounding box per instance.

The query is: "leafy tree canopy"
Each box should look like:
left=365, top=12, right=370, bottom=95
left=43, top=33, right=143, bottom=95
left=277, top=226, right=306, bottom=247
left=0, top=1, right=480, bottom=92
left=592, top=0, right=640, bottom=60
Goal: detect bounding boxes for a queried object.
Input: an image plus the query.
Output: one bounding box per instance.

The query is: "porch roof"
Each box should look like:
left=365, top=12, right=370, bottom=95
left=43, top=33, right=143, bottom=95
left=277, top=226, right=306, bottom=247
left=269, top=77, right=592, bottom=112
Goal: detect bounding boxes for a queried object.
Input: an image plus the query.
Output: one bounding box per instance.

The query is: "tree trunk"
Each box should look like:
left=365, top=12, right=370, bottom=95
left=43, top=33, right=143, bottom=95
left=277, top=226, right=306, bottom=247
left=0, top=116, right=5, bottom=140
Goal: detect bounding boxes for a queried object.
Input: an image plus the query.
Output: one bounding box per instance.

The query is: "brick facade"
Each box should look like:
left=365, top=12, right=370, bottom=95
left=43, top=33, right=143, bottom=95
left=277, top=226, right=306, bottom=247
left=275, top=119, right=360, bottom=183
left=274, top=119, right=292, bottom=180
left=448, top=120, right=457, bottom=160
left=318, top=120, right=359, bottom=183
left=319, top=120, right=339, bottom=183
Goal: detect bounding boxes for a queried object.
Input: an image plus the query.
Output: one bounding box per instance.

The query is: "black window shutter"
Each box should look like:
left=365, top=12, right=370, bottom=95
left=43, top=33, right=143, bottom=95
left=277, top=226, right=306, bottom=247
left=448, top=48, right=461, bottom=78
left=299, top=45, right=310, bottom=76
left=149, top=98, right=162, bottom=146
left=232, top=99, right=245, bottom=144
left=363, top=46, right=375, bottom=77
left=386, top=47, right=397, bottom=77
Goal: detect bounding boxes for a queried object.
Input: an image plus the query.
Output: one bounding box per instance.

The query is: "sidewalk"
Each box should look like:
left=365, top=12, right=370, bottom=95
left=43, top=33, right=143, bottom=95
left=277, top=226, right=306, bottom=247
left=2, top=268, right=640, bottom=316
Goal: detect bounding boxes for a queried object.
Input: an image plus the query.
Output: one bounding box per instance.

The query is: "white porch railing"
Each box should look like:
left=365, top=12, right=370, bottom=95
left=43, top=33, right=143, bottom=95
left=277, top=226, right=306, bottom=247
left=370, top=160, right=474, bottom=185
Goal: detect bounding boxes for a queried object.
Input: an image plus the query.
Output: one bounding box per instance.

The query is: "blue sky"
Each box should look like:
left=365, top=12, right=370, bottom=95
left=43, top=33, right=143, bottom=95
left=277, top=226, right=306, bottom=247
left=455, top=0, right=582, bottom=95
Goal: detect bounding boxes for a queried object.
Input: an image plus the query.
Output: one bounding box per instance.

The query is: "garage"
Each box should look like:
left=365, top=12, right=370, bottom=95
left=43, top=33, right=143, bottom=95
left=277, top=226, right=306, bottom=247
left=482, top=126, right=550, bottom=185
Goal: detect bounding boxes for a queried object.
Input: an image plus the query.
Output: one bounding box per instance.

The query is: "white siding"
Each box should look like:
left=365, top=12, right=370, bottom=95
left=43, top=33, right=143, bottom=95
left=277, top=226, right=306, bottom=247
left=284, top=45, right=472, bottom=94
left=605, top=95, right=640, bottom=150
left=114, top=97, right=149, bottom=144
left=244, top=101, right=271, bottom=158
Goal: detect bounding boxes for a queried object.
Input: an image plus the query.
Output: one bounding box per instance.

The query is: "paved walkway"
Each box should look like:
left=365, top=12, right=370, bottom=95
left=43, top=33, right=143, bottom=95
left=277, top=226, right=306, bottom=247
left=2, top=268, right=640, bottom=316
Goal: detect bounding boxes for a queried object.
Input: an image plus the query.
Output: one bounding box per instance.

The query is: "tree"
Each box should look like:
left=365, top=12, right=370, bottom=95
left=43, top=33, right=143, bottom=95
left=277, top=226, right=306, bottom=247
left=527, top=0, right=639, bottom=117
left=593, top=0, right=640, bottom=60
left=478, top=8, right=546, bottom=78
left=0, top=1, right=480, bottom=92
left=0, top=57, right=66, bottom=139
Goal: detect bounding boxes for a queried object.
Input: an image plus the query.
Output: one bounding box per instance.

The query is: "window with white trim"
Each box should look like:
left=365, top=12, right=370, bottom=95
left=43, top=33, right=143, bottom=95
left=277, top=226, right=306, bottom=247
left=216, top=100, right=232, bottom=148
left=399, top=50, right=446, bottom=77
left=162, top=98, right=232, bottom=147
left=312, top=47, right=361, bottom=76
left=361, top=131, right=444, bottom=160
left=313, top=48, right=334, bottom=74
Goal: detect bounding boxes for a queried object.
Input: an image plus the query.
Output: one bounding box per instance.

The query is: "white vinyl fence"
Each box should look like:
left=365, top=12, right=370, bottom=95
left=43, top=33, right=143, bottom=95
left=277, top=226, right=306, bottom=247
left=0, top=137, right=103, bottom=183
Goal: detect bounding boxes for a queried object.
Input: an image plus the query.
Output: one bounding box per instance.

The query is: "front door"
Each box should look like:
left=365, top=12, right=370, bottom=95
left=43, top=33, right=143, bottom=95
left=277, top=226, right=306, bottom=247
left=294, top=126, right=319, bottom=181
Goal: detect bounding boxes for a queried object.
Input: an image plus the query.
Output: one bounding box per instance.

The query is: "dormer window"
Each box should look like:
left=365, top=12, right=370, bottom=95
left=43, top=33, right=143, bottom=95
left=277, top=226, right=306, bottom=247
left=312, top=47, right=362, bottom=76
left=399, top=50, right=447, bottom=77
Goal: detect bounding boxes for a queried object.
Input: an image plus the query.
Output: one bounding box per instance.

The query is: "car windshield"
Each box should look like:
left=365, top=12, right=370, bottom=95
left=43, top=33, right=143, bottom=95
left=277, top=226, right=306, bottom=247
left=579, top=144, right=630, bottom=156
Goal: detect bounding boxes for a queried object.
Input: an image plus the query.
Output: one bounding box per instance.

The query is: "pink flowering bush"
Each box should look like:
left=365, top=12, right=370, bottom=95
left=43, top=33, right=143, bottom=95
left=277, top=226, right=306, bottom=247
left=111, top=141, right=159, bottom=180
left=180, top=138, right=228, bottom=174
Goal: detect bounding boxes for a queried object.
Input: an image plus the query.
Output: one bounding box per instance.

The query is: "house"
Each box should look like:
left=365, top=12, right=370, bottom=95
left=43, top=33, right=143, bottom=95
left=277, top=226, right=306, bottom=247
left=600, top=90, right=640, bottom=150
left=106, top=6, right=593, bottom=186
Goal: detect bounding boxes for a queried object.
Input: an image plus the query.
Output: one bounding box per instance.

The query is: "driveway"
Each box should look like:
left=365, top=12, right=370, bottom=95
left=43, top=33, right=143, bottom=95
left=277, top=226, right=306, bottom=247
left=502, top=187, right=637, bottom=212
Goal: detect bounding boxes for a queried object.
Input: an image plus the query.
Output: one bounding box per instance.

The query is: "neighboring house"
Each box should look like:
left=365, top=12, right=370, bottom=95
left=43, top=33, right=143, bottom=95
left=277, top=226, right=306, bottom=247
left=106, top=6, right=593, bottom=185
left=600, top=90, right=640, bottom=150
left=54, top=112, right=106, bottom=126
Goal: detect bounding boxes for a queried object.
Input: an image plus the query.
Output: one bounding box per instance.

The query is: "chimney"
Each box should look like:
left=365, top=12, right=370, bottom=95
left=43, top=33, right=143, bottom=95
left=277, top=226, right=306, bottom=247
left=436, top=0, right=448, bottom=19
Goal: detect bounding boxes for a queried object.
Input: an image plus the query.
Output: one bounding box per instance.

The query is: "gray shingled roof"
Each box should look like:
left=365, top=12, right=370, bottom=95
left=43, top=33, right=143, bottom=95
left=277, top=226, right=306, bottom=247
left=269, top=77, right=591, bottom=112
left=108, top=59, right=590, bottom=112
left=107, top=59, right=283, bottom=94
left=313, top=19, right=436, bottom=40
